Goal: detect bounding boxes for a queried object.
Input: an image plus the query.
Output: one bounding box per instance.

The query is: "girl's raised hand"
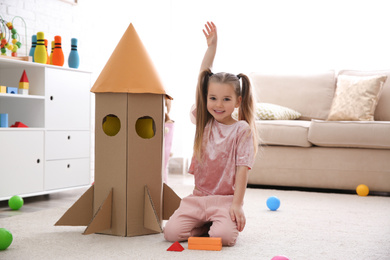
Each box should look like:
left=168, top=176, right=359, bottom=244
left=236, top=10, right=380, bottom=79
left=203, top=21, right=217, bottom=47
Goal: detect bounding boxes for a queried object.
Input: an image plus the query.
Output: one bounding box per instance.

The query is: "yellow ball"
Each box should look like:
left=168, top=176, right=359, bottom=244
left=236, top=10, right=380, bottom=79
left=356, top=184, right=369, bottom=196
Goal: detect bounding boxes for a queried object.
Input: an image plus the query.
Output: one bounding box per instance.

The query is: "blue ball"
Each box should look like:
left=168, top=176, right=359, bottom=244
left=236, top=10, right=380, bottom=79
left=266, top=196, right=280, bottom=211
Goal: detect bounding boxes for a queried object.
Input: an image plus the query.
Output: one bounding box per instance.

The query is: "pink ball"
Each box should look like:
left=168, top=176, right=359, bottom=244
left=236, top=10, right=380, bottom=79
left=271, top=256, right=290, bottom=260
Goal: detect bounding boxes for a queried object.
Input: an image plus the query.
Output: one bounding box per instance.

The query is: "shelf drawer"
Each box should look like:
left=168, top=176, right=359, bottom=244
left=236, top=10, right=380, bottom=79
left=45, top=158, right=90, bottom=190
left=46, top=131, right=90, bottom=160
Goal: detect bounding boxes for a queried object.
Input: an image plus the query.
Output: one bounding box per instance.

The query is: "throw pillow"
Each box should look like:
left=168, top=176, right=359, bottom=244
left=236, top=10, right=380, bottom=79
left=327, top=75, right=387, bottom=121
left=232, top=103, right=301, bottom=120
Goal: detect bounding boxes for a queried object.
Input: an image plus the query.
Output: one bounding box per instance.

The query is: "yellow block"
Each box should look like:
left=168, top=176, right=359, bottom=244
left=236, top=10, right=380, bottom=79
left=0, top=86, right=6, bottom=93
left=19, top=82, right=29, bottom=89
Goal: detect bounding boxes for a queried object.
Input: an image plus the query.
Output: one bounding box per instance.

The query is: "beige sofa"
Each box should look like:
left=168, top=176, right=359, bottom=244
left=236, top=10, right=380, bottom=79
left=248, top=70, right=390, bottom=193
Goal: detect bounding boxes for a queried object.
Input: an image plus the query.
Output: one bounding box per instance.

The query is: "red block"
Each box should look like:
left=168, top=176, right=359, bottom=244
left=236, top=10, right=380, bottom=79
left=167, top=241, right=184, bottom=252
left=20, top=70, right=29, bottom=83
left=10, top=122, right=28, bottom=128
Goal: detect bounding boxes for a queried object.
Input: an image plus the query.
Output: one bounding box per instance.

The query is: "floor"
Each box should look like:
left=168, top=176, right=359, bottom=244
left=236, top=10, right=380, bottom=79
left=0, top=173, right=194, bottom=219
left=2, top=173, right=388, bottom=219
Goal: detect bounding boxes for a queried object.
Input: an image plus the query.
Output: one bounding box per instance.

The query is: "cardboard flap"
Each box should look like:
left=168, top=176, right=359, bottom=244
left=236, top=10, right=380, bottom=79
left=55, top=185, right=94, bottom=226
left=83, top=189, right=113, bottom=235
left=144, top=186, right=162, bottom=232
left=163, top=183, right=181, bottom=220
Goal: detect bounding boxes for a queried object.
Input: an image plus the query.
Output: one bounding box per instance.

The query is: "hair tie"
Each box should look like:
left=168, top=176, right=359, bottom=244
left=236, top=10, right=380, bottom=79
left=237, top=74, right=241, bottom=79
left=209, top=72, right=214, bottom=77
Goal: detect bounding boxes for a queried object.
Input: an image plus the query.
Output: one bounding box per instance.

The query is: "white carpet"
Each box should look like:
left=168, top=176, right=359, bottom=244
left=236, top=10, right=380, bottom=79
left=1, top=181, right=390, bottom=260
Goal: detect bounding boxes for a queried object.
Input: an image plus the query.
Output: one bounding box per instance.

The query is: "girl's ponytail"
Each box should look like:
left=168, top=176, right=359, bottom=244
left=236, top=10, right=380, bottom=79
left=237, top=73, right=258, bottom=155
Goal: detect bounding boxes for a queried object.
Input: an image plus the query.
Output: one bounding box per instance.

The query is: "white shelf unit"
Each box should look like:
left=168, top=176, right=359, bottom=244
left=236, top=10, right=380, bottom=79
left=0, top=58, right=91, bottom=200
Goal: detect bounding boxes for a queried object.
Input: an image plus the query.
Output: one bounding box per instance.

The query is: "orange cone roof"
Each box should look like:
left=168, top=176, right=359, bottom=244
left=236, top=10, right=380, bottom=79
left=91, top=23, right=171, bottom=99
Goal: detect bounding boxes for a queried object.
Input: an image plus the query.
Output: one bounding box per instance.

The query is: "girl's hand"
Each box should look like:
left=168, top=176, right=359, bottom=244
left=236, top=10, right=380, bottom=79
left=229, top=203, right=246, bottom=232
left=203, top=21, right=217, bottom=47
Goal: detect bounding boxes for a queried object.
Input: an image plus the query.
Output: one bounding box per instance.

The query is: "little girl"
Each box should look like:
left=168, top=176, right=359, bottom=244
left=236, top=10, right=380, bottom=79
left=164, top=22, right=258, bottom=246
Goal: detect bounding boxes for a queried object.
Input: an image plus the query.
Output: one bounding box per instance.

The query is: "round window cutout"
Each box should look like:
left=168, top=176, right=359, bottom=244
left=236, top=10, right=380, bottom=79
left=136, top=116, right=156, bottom=139
left=102, top=114, right=121, bottom=137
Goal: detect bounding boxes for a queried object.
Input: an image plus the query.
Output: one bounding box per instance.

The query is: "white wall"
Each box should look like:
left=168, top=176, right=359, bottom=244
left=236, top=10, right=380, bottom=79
left=2, top=0, right=390, bottom=162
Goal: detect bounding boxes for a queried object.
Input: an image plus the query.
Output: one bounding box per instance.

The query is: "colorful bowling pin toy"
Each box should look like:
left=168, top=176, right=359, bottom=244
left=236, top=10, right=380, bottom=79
left=52, top=36, right=64, bottom=66
left=34, top=32, right=47, bottom=64
left=68, top=38, right=80, bottom=69
left=50, top=41, right=54, bottom=65
left=44, top=39, right=50, bottom=64
left=29, top=35, right=37, bottom=62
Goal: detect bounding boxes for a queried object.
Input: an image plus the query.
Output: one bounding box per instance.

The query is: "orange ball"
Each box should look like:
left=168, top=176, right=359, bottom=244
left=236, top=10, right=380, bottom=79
left=356, top=184, right=369, bottom=196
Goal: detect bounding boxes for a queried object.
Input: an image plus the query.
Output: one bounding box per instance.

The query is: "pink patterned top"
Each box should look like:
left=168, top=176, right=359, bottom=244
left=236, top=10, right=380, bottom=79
left=189, top=111, right=255, bottom=196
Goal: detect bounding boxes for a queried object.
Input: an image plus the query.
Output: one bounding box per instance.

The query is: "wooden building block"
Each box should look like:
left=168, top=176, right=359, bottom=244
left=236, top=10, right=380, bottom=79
left=188, top=237, right=222, bottom=251
left=19, top=82, right=29, bottom=89
left=0, top=113, right=8, bottom=127
left=0, top=86, right=6, bottom=93
left=7, top=87, right=18, bottom=94
left=18, top=88, right=29, bottom=95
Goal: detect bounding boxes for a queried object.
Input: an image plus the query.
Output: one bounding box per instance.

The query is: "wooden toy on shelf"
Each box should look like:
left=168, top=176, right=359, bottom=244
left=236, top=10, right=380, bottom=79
left=18, top=69, right=29, bottom=95
left=29, top=34, right=36, bottom=62
left=44, top=39, right=50, bottom=64
left=50, top=41, right=54, bottom=64
left=6, top=87, right=18, bottom=94
left=0, top=85, right=6, bottom=93
left=34, top=32, right=47, bottom=64
left=0, top=15, right=29, bottom=60
left=10, top=121, right=28, bottom=128
left=52, top=35, right=64, bottom=66
left=68, top=38, right=80, bottom=69
left=0, top=113, right=8, bottom=127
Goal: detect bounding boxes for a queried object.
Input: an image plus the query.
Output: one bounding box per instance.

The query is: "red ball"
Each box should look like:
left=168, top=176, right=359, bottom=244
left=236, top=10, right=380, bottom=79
left=11, top=52, right=18, bottom=57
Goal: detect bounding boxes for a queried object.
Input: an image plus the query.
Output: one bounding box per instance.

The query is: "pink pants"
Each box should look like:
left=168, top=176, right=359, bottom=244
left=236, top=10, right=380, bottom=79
left=164, top=191, right=239, bottom=246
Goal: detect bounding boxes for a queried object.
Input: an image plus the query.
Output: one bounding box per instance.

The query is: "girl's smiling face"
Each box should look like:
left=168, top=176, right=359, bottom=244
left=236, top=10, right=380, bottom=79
left=207, top=82, right=241, bottom=125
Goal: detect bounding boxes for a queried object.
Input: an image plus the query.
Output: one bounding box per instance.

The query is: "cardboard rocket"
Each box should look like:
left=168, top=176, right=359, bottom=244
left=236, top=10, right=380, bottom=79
left=55, top=23, right=181, bottom=237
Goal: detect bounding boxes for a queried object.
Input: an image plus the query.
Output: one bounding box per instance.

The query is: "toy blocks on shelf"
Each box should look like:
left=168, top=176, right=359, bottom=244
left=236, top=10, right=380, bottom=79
left=0, top=113, right=8, bottom=127
left=19, top=70, right=30, bottom=94
left=19, top=70, right=29, bottom=90
left=10, top=121, right=28, bottom=128
left=7, top=87, right=18, bottom=94
left=18, top=88, right=29, bottom=95
left=188, top=237, right=222, bottom=251
left=0, top=86, right=6, bottom=93
left=19, top=82, right=29, bottom=89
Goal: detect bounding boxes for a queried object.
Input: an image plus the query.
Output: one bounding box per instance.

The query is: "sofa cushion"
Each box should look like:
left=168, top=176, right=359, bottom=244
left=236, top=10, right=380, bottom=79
left=233, top=103, right=301, bottom=120
left=250, top=71, right=336, bottom=120
left=256, top=120, right=312, bottom=147
left=338, top=70, right=390, bottom=121
left=327, top=74, right=387, bottom=121
left=308, top=120, right=390, bottom=149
